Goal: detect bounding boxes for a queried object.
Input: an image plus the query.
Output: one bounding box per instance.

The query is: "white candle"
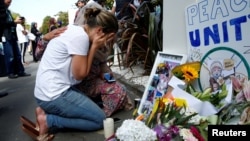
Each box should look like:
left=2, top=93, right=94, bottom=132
left=103, top=118, right=114, bottom=139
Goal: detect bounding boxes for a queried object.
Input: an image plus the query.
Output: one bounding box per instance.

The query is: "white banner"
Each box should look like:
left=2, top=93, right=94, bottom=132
left=185, top=0, right=250, bottom=90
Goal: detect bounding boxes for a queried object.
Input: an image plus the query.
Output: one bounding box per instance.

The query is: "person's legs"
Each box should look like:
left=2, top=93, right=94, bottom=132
left=31, top=41, right=38, bottom=62
left=2, top=40, right=17, bottom=78
left=36, top=87, right=106, bottom=132
left=23, top=42, right=28, bottom=64
left=11, top=41, right=30, bottom=76
left=19, top=43, right=25, bottom=64
left=97, top=81, right=133, bottom=117
left=11, top=41, right=25, bottom=74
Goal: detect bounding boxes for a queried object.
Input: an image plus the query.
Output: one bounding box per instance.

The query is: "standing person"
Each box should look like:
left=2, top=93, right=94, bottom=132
left=0, top=0, right=31, bottom=79
left=33, top=7, right=118, bottom=140
left=48, top=17, right=57, bottom=32
left=74, top=0, right=87, bottom=23
left=16, top=16, right=29, bottom=65
left=74, top=0, right=103, bottom=26
left=0, top=0, right=8, bottom=97
left=111, top=0, right=134, bottom=20
left=57, top=20, right=62, bottom=28
left=30, top=22, right=41, bottom=62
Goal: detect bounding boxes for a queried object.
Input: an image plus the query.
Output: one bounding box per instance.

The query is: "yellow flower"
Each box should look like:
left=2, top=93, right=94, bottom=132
left=181, top=66, right=199, bottom=82
left=174, top=98, right=187, bottom=107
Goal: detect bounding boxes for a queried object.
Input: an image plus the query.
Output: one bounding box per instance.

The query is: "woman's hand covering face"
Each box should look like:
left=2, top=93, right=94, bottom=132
left=92, top=31, right=116, bottom=49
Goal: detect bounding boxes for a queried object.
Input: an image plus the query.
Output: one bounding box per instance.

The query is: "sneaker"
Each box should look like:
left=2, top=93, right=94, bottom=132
left=8, top=74, right=18, bottom=79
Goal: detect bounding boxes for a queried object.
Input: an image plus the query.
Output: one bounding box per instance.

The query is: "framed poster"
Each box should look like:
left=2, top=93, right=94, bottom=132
left=138, top=51, right=187, bottom=115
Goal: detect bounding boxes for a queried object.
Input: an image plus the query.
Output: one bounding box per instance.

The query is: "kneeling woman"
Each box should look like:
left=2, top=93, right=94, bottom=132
left=34, top=7, right=118, bottom=139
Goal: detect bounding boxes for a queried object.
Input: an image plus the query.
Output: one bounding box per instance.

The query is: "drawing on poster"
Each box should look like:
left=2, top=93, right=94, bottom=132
left=138, top=52, right=187, bottom=115
left=198, top=47, right=250, bottom=91
left=207, top=59, right=234, bottom=93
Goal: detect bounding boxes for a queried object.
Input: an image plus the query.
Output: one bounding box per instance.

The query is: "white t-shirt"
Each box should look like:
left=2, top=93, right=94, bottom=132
left=34, top=25, right=89, bottom=101
left=16, top=24, right=28, bottom=43
left=133, top=0, right=140, bottom=8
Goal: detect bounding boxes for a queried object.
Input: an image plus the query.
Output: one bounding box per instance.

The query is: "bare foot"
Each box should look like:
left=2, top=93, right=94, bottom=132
left=35, top=107, right=45, bottom=130
left=36, top=108, right=49, bottom=135
left=36, top=107, right=45, bottom=115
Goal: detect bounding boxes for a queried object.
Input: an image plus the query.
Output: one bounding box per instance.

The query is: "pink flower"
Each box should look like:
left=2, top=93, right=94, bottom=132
left=185, top=136, right=199, bottom=141
left=180, top=128, right=198, bottom=141
left=190, top=126, right=205, bottom=141
left=235, top=91, right=246, bottom=103
left=231, top=75, right=245, bottom=93
left=242, top=81, right=250, bottom=101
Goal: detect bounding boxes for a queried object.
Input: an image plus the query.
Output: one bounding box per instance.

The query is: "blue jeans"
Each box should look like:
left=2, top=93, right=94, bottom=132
left=3, top=39, right=24, bottom=75
left=36, top=87, right=106, bottom=131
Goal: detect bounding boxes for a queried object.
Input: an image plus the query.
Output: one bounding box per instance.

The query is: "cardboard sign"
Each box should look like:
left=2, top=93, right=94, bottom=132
left=185, top=0, right=250, bottom=90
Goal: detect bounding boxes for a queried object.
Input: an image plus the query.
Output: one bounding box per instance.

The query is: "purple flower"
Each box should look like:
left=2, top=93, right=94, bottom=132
left=153, top=124, right=180, bottom=141
left=168, top=125, right=179, bottom=135
left=153, top=124, right=169, bottom=141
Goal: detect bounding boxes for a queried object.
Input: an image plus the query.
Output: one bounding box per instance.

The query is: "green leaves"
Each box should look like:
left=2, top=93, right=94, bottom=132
left=160, top=103, right=197, bottom=126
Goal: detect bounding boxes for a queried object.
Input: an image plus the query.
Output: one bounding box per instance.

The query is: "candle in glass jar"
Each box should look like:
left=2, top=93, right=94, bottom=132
left=103, top=118, right=114, bottom=139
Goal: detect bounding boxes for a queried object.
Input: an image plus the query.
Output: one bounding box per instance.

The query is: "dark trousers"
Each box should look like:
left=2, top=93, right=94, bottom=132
left=3, top=39, right=25, bottom=75
left=0, top=54, right=7, bottom=77
left=31, top=40, right=38, bottom=61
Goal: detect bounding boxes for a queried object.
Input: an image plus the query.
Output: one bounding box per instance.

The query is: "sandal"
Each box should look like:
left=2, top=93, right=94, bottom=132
left=22, top=124, right=39, bottom=140
left=37, top=134, right=55, bottom=141
left=21, top=124, right=54, bottom=141
left=20, top=116, right=38, bottom=130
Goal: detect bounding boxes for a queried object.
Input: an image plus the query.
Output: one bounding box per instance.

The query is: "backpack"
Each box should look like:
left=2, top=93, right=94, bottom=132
left=35, top=37, right=48, bottom=60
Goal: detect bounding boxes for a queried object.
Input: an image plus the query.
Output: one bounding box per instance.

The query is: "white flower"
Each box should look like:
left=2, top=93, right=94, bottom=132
left=180, top=128, right=198, bottom=141
left=115, top=119, right=157, bottom=141
left=180, top=107, right=203, bottom=125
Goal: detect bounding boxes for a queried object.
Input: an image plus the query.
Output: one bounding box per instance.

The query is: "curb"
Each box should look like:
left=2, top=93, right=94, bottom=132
left=113, top=72, right=145, bottom=98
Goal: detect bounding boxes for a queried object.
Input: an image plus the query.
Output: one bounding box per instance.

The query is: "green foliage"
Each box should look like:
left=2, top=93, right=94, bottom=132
left=161, top=103, right=197, bottom=126
left=39, top=11, right=69, bottom=34
left=10, top=11, right=31, bottom=30
left=10, top=11, right=20, bottom=20
left=104, top=0, right=114, bottom=10
left=40, top=16, right=51, bottom=34
left=57, top=11, right=69, bottom=27
left=115, top=1, right=163, bottom=73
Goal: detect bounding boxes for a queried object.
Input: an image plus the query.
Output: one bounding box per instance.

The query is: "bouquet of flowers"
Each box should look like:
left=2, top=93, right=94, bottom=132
left=171, top=61, right=230, bottom=109
left=114, top=61, right=250, bottom=141
left=130, top=97, right=209, bottom=141
left=171, top=61, right=250, bottom=125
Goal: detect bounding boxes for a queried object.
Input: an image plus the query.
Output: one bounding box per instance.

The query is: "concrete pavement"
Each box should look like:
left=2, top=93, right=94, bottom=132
left=0, top=53, right=145, bottom=141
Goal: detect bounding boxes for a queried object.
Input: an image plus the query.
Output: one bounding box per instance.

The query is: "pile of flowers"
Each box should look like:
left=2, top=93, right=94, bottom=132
left=147, top=97, right=208, bottom=141
left=115, top=97, right=209, bottom=141
left=112, top=61, right=250, bottom=141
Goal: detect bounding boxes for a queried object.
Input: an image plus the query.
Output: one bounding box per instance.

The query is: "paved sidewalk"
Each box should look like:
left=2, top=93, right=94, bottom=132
left=0, top=52, right=148, bottom=141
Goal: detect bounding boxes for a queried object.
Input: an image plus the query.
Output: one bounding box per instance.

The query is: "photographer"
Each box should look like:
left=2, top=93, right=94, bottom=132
left=16, top=16, right=29, bottom=65
left=0, top=0, right=30, bottom=79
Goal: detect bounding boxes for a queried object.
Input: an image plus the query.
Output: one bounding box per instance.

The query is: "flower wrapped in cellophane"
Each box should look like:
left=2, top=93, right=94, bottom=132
left=171, top=61, right=234, bottom=114
left=135, top=97, right=208, bottom=141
